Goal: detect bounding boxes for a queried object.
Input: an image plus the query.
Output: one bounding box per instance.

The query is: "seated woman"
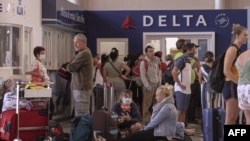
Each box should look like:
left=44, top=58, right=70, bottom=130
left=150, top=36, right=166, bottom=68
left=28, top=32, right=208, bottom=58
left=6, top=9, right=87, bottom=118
left=111, top=89, right=142, bottom=136
left=108, top=84, right=184, bottom=141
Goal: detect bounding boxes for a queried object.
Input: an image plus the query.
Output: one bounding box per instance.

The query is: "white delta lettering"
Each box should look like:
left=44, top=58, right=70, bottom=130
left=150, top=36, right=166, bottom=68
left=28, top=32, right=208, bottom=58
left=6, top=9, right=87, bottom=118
left=228, top=129, right=246, bottom=136
left=143, top=15, right=207, bottom=27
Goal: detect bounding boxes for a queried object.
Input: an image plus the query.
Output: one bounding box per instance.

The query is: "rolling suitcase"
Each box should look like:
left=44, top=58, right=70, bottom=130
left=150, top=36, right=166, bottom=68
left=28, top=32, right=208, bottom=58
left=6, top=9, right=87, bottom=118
left=0, top=80, right=49, bottom=141
left=94, top=84, right=104, bottom=111
left=94, top=82, right=114, bottom=111
left=92, top=82, right=118, bottom=141
left=0, top=109, right=48, bottom=141
left=203, top=107, right=225, bottom=141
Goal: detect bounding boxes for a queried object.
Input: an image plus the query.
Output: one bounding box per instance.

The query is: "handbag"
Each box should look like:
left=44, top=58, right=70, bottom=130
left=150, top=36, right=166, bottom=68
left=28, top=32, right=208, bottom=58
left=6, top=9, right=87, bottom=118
left=58, top=62, right=72, bottom=81
left=31, top=63, right=43, bottom=84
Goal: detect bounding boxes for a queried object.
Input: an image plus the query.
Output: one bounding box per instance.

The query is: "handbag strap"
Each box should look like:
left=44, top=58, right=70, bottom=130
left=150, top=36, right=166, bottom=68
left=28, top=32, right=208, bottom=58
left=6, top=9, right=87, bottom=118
left=110, top=62, right=121, bottom=75
left=93, top=66, right=98, bottom=82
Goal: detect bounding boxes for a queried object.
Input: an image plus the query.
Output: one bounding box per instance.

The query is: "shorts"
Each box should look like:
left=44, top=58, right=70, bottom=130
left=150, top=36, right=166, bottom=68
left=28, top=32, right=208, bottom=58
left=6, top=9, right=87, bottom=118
left=237, top=84, right=250, bottom=110
left=222, top=81, right=237, bottom=101
left=174, top=91, right=191, bottom=111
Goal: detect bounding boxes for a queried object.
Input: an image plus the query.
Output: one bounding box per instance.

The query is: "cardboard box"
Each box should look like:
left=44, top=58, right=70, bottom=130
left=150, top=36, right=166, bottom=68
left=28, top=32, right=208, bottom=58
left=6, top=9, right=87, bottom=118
left=24, top=88, right=52, bottom=98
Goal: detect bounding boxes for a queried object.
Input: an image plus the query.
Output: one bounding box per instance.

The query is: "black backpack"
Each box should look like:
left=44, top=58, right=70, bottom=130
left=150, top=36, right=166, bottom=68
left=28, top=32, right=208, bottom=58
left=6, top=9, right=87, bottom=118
left=163, top=56, right=186, bottom=85
left=207, top=44, right=240, bottom=93
left=164, top=61, right=175, bottom=85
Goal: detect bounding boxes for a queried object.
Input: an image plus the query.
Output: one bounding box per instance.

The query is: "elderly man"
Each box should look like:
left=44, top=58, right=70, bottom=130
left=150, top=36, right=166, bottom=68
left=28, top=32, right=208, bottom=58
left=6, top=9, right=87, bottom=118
left=67, top=33, right=93, bottom=116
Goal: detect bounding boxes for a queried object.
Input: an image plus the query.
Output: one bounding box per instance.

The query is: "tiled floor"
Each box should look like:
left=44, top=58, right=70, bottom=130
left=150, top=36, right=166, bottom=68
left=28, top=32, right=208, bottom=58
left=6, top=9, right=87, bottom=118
left=60, top=120, right=203, bottom=141
left=187, top=123, right=203, bottom=141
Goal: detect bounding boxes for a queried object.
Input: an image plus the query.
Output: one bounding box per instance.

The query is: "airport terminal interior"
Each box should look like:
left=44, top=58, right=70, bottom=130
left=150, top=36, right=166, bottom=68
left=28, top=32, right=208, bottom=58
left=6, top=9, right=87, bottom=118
left=1, top=0, right=250, bottom=141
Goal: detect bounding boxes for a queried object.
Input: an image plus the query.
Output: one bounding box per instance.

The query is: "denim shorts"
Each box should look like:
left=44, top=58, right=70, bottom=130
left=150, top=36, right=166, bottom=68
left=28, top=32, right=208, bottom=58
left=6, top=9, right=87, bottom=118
left=174, top=91, right=191, bottom=111
left=222, top=81, right=238, bottom=101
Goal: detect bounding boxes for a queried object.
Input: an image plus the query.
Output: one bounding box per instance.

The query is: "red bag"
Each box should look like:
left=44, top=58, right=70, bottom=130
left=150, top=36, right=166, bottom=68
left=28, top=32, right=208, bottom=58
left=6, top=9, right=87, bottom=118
left=31, top=64, right=43, bottom=85
left=58, top=62, right=71, bottom=81
left=0, top=109, right=48, bottom=141
left=132, top=59, right=148, bottom=86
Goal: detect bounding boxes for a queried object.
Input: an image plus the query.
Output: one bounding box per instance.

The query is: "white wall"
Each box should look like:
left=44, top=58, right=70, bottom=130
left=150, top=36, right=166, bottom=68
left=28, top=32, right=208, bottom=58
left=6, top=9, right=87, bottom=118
left=224, top=0, right=250, bottom=9
left=0, top=0, right=42, bottom=79
left=0, top=0, right=42, bottom=52
left=0, top=0, right=42, bottom=46
left=82, top=0, right=215, bottom=10
left=77, top=0, right=250, bottom=10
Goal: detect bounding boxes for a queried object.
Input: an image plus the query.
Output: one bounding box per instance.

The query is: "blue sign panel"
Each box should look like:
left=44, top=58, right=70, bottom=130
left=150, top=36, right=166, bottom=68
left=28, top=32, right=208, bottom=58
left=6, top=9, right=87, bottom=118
left=86, top=10, right=247, bottom=56
left=42, top=0, right=86, bottom=32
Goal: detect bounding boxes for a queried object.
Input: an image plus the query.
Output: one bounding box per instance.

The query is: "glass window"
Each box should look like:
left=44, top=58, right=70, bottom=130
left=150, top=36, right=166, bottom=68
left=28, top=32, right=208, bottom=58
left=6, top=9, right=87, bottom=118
left=0, top=25, right=21, bottom=67
left=197, top=39, right=208, bottom=61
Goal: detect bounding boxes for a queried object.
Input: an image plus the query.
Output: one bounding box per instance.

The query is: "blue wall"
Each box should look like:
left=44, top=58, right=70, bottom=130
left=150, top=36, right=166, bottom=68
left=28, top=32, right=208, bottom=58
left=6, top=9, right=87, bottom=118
left=86, top=9, right=247, bottom=56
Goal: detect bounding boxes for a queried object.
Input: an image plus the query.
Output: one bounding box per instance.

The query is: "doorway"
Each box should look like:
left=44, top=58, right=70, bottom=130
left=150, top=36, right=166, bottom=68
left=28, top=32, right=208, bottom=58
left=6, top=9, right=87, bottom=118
left=97, top=38, right=128, bottom=62
left=143, top=32, right=215, bottom=63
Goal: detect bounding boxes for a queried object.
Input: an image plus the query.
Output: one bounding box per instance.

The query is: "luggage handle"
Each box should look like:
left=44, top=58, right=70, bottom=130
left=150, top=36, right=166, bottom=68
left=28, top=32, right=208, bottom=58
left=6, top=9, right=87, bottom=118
left=106, top=82, right=112, bottom=87
left=103, top=82, right=114, bottom=111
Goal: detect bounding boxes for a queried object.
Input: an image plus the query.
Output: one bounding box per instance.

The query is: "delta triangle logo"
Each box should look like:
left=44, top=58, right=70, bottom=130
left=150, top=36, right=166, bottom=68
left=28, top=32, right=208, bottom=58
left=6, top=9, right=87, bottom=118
left=121, top=15, right=136, bottom=29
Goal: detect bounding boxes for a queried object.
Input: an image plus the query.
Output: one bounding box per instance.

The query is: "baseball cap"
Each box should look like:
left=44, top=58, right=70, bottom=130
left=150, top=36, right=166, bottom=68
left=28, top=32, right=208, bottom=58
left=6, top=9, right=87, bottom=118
left=145, top=43, right=155, bottom=52
left=184, top=43, right=199, bottom=50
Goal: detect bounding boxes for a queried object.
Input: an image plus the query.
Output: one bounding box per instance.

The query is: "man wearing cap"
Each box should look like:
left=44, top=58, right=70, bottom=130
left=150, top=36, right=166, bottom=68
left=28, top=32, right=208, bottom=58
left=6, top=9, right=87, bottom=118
left=171, top=43, right=198, bottom=133
left=140, top=44, right=161, bottom=124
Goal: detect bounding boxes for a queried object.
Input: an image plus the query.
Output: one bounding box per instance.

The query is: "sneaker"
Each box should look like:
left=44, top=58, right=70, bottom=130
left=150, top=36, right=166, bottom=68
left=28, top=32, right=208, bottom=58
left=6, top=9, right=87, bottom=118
left=184, top=128, right=195, bottom=132
left=184, top=128, right=195, bottom=136
left=185, top=132, right=195, bottom=136
left=185, top=125, right=195, bottom=129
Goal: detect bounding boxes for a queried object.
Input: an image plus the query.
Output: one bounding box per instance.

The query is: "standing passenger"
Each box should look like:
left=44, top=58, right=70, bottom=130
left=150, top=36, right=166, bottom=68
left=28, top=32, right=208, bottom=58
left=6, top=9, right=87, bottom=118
left=171, top=43, right=195, bottom=128
left=26, top=46, right=50, bottom=85
left=198, top=51, right=216, bottom=109
left=103, top=48, right=131, bottom=104
left=236, top=42, right=250, bottom=125
left=140, top=44, right=161, bottom=124
left=223, top=24, right=248, bottom=124
left=174, top=39, right=185, bottom=61
left=67, top=33, right=93, bottom=116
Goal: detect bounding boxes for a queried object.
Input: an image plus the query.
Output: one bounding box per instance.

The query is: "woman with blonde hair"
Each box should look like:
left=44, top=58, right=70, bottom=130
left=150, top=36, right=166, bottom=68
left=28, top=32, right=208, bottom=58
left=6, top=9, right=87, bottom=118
left=223, top=24, right=248, bottom=124
left=108, top=83, right=184, bottom=141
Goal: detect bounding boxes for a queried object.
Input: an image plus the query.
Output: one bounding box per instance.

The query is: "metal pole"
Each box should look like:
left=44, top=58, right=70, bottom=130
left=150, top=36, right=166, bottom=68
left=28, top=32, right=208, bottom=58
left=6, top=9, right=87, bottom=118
left=103, top=82, right=107, bottom=109
left=110, top=83, right=114, bottom=111
left=13, top=81, right=22, bottom=141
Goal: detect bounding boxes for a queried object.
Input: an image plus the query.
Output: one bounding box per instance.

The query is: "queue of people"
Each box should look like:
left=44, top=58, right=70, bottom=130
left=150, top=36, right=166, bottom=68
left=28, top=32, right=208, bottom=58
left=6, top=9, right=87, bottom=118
left=1, top=23, right=250, bottom=141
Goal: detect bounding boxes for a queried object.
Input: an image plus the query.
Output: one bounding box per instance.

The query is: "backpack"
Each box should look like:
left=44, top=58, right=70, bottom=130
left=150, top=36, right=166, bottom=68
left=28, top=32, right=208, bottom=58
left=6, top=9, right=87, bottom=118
left=163, top=56, right=186, bottom=85
left=132, top=59, right=148, bottom=86
left=164, top=61, right=175, bottom=85
left=70, top=113, right=93, bottom=141
left=132, top=57, right=161, bottom=86
left=48, top=120, right=70, bottom=141
left=132, top=59, right=148, bottom=77
left=92, top=109, right=119, bottom=140
left=207, top=44, right=240, bottom=93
